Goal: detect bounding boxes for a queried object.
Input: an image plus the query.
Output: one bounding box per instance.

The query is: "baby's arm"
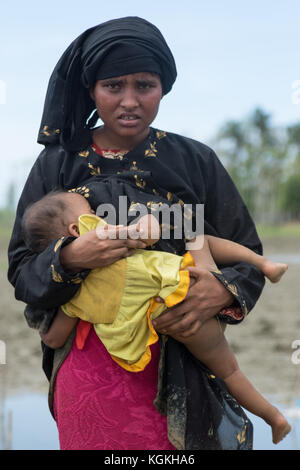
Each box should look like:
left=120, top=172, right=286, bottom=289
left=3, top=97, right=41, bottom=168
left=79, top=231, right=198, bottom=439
left=96, top=214, right=160, bottom=247
left=39, top=307, right=78, bottom=349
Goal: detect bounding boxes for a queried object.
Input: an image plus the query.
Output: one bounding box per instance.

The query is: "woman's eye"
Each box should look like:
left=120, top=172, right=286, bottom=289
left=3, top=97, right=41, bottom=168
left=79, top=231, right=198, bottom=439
left=137, top=82, right=154, bottom=89
left=105, top=82, right=121, bottom=90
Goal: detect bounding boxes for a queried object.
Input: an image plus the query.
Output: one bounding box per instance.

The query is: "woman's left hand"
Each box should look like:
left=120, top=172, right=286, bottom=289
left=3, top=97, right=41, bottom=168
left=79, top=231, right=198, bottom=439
left=152, top=266, right=234, bottom=339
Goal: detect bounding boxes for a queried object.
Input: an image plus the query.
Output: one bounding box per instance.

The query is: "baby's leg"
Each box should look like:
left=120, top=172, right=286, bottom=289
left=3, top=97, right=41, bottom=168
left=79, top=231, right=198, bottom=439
left=205, top=235, right=288, bottom=283
left=174, top=319, right=291, bottom=444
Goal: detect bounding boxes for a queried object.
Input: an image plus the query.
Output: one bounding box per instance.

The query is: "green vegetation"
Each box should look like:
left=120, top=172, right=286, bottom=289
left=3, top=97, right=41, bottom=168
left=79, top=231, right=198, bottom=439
left=213, top=107, right=300, bottom=224
left=0, top=210, right=14, bottom=246
left=256, top=222, right=300, bottom=239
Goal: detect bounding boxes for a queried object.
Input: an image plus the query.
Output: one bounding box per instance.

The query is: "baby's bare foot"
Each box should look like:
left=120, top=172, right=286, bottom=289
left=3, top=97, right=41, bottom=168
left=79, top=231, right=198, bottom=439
left=263, top=260, right=288, bottom=283
left=269, top=411, right=291, bottom=444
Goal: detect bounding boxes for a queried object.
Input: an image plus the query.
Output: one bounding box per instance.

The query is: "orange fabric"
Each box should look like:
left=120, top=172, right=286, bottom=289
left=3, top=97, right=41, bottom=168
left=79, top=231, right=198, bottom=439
left=76, top=320, right=92, bottom=350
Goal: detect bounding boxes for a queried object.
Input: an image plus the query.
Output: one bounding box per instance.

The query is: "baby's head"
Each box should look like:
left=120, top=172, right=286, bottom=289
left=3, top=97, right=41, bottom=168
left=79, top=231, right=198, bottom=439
left=22, top=190, right=94, bottom=252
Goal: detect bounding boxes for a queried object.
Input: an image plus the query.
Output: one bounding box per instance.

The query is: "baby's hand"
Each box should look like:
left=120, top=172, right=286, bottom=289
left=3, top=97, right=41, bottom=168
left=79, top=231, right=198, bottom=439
left=128, top=214, right=160, bottom=246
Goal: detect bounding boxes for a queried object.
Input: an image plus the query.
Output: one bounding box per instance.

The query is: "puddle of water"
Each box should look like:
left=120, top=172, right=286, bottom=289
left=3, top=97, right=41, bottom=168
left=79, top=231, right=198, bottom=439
left=0, top=393, right=299, bottom=450
left=1, top=393, right=59, bottom=450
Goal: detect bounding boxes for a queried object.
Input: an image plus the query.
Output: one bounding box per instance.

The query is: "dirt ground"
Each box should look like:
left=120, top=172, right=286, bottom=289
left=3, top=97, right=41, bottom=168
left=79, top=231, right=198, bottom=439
left=1, top=236, right=300, bottom=406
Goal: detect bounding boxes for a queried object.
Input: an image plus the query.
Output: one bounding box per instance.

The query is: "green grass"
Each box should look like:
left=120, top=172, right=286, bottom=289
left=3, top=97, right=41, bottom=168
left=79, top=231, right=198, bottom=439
left=0, top=210, right=15, bottom=264
left=256, top=222, right=300, bottom=238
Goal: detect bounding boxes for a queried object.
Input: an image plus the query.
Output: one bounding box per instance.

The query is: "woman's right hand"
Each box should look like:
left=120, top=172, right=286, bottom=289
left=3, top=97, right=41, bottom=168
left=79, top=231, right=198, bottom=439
left=59, top=225, right=147, bottom=272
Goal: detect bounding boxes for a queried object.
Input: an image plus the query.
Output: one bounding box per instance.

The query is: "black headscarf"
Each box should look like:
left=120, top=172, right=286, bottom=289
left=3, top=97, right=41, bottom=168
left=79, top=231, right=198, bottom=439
left=37, top=17, right=177, bottom=151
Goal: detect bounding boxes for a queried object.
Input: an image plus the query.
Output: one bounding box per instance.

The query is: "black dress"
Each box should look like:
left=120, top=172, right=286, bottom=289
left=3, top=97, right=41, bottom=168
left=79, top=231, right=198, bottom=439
left=8, top=127, right=265, bottom=449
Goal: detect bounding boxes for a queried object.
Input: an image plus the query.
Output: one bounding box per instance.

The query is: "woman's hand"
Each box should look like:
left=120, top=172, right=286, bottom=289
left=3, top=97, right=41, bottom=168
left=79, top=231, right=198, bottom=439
left=152, top=266, right=234, bottom=339
left=60, top=225, right=147, bottom=272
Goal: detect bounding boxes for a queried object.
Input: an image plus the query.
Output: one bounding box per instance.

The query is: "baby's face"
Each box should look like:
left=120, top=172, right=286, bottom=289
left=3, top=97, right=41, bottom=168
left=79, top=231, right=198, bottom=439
left=65, top=192, right=95, bottom=222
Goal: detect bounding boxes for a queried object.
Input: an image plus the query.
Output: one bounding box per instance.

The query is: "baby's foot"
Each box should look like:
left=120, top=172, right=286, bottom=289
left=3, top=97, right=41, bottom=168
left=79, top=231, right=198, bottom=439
left=268, top=409, right=291, bottom=444
left=266, top=406, right=291, bottom=444
left=263, top=260, right=288, bottom=283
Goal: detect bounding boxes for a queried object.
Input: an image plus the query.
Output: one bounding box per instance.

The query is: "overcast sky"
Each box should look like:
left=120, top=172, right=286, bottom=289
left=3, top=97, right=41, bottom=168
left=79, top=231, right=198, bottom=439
left=0, top=0, right=299, bottom=207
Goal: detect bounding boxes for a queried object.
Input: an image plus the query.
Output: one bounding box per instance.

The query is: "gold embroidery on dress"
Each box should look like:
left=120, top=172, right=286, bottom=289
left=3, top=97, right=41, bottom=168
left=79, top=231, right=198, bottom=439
left=130, top=161, right=138, bottom=170
left=210, top=268, right=222, bottom=275
left=71, top=277, right=82, bottom=284
left=222, top=278, right=239, bottom=298
left=78, top=150, right=90, bottom=158
left=88, top=163, right=101, bottom=176
left=68, top=186, right=90, bottom=198
left=51, top=264, right=63, bottom=283
left=237, top=425, right=247, bottom=444
left=152, top=188, right=160, bottom=197
left=242, top=299, right=248, bottom=316
left=156, top=130, right=167, bottom=140
left=145, top=141, right=157, bottom=157
left=53, top=237, right=65, bottom=253
left=147, top=201, right=164, bottom=211
left=128, top=202, right=142, bottom=212
left=130, top=161, right=144, bottom=172
left=227, top=283, right=238, bottom=297
left=42, top=126, right=60, bottom=136
left=134, top=174, right=146, bottom=189
left=167, top=192, right=173, bottom=201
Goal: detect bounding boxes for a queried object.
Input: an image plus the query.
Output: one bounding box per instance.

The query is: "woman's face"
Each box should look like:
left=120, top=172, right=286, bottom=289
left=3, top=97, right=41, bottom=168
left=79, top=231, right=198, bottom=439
left=90, top=72, right=163, bottom=148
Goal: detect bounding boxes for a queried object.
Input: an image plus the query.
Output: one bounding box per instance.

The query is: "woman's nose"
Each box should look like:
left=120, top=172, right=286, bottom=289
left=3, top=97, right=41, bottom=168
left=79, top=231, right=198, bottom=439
left=120, top=87, right=139, bottom=109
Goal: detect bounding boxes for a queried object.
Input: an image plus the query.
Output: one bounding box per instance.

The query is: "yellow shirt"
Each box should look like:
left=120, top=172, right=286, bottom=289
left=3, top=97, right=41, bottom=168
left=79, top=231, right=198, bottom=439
left=62, top=214, right=194, bottom=372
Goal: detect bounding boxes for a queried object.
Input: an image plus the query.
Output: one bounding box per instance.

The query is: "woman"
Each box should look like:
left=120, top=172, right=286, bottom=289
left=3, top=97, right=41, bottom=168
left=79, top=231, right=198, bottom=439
left=8, top=17, right=265, bottom=450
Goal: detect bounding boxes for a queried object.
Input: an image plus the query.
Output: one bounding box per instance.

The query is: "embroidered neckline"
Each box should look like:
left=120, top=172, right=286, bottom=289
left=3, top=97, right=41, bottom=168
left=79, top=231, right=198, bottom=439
left=91, top=143, right=128, bottom=160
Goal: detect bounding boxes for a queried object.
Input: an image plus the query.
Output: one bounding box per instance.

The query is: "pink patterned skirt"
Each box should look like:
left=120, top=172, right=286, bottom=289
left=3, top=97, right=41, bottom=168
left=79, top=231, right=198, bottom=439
left=53, top=324, right=176, bottom=450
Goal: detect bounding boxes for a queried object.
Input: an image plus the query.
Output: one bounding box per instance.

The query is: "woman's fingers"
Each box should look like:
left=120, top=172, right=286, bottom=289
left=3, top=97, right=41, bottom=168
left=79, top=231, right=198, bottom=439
left=62, top=228, right=147, bottom=270
left=95, top=246, right=132, bottom=266
left=152, top=298, right=194, bottom=330
left=154, top=306, right=202, bottom=338
left=97, top=224, right=147, bottom=247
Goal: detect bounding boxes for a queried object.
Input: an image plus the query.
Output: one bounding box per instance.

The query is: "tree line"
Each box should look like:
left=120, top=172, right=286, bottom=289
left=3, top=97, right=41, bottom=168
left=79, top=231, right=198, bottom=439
left=213, top=107, right=300, bottom=224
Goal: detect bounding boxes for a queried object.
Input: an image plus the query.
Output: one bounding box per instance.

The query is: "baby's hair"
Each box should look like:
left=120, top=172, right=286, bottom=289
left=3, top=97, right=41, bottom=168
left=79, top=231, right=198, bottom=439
left=21, top=189, right=71, bottom=253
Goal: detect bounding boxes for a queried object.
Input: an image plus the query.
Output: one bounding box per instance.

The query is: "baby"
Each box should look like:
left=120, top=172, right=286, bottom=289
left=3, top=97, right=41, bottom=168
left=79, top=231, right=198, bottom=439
left=22, top=189, right=290, bottom=444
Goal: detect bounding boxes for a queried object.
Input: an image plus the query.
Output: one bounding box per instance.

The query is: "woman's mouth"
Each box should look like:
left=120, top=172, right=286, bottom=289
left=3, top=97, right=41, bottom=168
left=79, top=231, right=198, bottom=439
left=118, top=114, right=140, bottom=125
